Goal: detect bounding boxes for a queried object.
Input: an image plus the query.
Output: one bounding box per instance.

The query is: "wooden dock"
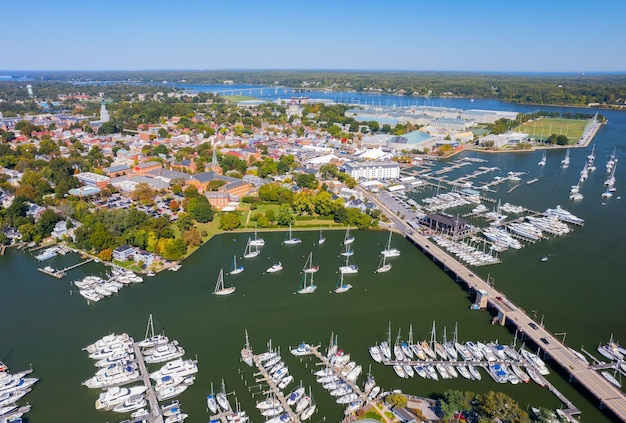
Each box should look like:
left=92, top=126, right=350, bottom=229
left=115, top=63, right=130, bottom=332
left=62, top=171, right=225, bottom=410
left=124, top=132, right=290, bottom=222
left=251, top=353, right=300, bottom=423
left=361, top=187, right=626, bottom=422
left=37, top=258, right=94, bottom=279
left=132, top=343, right=164, bottom=423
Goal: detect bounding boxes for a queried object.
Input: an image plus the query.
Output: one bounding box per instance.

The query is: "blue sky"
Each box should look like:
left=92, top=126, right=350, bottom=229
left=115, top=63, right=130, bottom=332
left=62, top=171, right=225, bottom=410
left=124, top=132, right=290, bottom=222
left=2, top=0, right=625, bottom=72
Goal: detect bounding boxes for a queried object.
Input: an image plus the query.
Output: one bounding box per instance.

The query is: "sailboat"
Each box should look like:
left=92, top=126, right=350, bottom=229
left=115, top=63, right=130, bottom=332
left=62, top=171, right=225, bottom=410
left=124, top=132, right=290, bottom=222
left=381, top=230, right=400, bottom=257
left=283, top=223, right=301, bottom=245
left=334, top=272, right=352, bottom=294
left=243, top=237, right=260, bottom=259
left=213, top=269, right=236, bottom=296
left=302, top=252, right=319, bottom=273
left=241, top=330, right=253, bottom=367
left=206, top=382, right=218, bottom=414
left=318, top=226, right=326, bottom=245
left=538, top=149, right=546, bottom=166
left=338, top=249, right=358, bottom=274
left=229, top=255, right=244, bottom=275
left=343, top=225, right=355, bottom=245
left=604, top=159, right=617, bottom=186
left=249, top=223, right=265, bottom=247
left=375, top=255, right=391, bottom=273
left=561, top=148, right=570, bottom=168
left=340, top=244, right=354, bottom=256
left=297, top=264, right=317, bottom=295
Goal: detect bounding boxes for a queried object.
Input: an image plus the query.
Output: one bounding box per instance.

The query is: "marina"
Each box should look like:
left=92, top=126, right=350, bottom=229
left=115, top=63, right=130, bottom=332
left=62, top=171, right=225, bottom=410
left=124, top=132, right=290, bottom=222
left=367, top=188, right=626, bottom=421
left=80, top=317, right=196, bottom=422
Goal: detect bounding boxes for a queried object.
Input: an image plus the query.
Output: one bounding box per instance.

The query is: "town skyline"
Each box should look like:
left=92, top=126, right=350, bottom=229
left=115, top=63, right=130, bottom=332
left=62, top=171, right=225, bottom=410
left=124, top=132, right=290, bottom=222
left=2, top=0, right=626, bottom=73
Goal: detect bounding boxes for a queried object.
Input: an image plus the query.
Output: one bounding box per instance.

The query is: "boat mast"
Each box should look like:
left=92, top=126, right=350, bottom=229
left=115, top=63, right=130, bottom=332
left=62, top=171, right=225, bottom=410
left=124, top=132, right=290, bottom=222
left=144, top=313, right=154, bottom=341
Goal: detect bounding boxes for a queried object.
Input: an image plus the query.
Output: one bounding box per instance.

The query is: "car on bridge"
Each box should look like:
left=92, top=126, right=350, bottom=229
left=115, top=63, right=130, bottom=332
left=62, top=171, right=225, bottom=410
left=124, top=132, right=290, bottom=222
left=529, top=322, right=539, bottom=330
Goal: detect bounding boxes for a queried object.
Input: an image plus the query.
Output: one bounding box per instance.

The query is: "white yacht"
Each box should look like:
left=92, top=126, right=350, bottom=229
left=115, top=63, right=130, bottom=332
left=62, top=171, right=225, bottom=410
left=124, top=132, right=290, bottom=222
left=266, top=262, right=283, bottom=273
left=149, top=359, right=198, bottom=380
left=144, top=343, right=185, bottom=364
left=95, top=385, right=148, bottom=410
left=538, top=149, right=546, bottom=166
left=112, top=395, right=147, bottom=413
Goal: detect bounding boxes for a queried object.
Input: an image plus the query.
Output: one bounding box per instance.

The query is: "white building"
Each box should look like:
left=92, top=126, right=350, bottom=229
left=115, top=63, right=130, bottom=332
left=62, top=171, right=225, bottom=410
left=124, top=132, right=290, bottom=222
left=342, top=161, right=400, bottom=180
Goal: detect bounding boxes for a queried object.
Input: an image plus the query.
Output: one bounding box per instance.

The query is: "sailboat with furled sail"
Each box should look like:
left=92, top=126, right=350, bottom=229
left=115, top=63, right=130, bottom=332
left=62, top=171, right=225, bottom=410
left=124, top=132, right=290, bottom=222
left=343, top=225, right=355, bottom=245
left=334, top=272, right=352, bottom=294
left=213, top=269, right=236, bottom=296
left=243, top=237, right=260, bottom=259
left=381, top=230, right=401, bottom=258
left=283, top=223, right=302, bottom=245
left=229, top=255, right=244, bottom=275
left=375, top=254, right=391, bottom=273
left=318, top=226, right=326, bottom=245
left=249, top=223, right=264, bottom=246
left=302, top=252, right=319, bottom=273
left=297, top=255, right=317, bottom=294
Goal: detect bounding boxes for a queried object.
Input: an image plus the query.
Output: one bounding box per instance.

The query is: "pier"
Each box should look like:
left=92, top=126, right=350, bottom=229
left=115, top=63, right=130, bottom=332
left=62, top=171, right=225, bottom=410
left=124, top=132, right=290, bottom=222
left=251, top=352, right=301, bottom=423
left=37, top=258, right=94, bottom=279
left=308, top=345, right=367, bottom=404
left=362, top=188, right=626, bottom=422
left=132, top=342, right=164, bottom=423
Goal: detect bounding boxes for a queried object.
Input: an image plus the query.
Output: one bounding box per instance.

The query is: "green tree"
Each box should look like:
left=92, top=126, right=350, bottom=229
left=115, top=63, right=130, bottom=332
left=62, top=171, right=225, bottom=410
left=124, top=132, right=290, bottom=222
left=188, top=197, right=214, bottom=223
left=477, top=391, right=530, bottom=423
left=219, top=212, right=241, bottom=231
left=292, top=191, right=314, bottom=216
left=36, top=209, right=60, bottom=238
left=313, top=190, right=335, bottom=216
left=294, top=173, right=318, bottom=189
left=265, top=209, right=276, bottom=222
left=163, top=238, right=188, bottom=261
left=276, top=204, right=295, bottom=226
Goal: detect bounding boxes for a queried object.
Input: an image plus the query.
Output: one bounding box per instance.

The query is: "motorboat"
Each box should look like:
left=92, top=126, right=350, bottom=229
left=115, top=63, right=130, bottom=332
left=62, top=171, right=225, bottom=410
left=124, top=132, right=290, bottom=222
left=266, top=262, right=283, bottom=273
left=144, top=343, right=185, bottom=364
left=290, top=343, right=311, bottom=356
left=85, top=333, right=131, bottom=353
left=95, top=385, right=148, bottom=410
left=156, top=384, right=188, bottom=401
left=149, top=359, right=198, bottom=380
left=112, top=395, right=147, bottom=413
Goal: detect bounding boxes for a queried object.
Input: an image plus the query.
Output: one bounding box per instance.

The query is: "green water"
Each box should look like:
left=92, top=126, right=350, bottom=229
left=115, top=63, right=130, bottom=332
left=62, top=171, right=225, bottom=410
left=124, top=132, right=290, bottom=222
left=0, top=225, right=621, bottom=422
left=2, top=125, right=626, bottom=422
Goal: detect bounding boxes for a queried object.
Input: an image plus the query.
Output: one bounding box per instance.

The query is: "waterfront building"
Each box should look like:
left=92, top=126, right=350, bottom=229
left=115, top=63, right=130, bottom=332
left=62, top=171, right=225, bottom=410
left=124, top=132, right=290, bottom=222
left=420, top=212, right=472, bottom=239
left=480, top=132, right=529, bottom=148
left=342, top=161, right=400, bottom=180
left=112, top=245, right=135, bottom=262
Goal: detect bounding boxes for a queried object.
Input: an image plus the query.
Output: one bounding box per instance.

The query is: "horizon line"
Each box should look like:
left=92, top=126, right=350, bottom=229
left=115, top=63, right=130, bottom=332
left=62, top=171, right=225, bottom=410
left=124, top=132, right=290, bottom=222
left=2, top=68, right=626, bottom=75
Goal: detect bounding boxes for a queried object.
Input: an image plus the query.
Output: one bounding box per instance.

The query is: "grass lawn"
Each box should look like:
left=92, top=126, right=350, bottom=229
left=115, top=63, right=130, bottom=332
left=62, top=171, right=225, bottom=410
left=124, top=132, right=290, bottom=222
left=518, top=117, right=589, bottom=144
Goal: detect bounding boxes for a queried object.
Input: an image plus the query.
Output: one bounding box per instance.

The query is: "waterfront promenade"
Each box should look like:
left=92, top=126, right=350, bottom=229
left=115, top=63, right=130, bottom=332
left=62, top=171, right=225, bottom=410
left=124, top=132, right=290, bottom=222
left=362, top=188, right=626, bottom=422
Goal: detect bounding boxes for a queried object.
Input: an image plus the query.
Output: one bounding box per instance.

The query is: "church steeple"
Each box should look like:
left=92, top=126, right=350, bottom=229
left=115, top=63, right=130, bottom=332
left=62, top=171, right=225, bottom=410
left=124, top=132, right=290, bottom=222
left=210, top=143, right=223, bottom=175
